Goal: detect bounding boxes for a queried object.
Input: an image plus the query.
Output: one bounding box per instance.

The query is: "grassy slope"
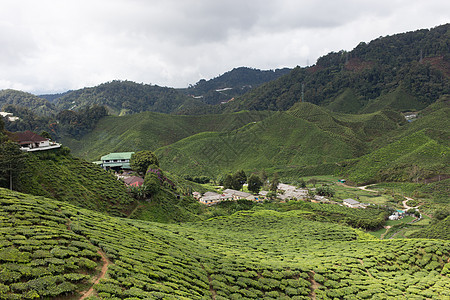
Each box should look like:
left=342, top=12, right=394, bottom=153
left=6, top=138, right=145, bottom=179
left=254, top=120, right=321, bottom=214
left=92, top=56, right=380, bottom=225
left=342, top=98, right=450, bottom=184
left=156, top=111, right=356, bottom=177
left=359, top=85, right=426, bottom=114
left=410, top=216, right=450, bottom=240
left=1, top=189, right=449, bottom=299
left=17, top=148, right=136, bottom=217
left=343, top=129, right=449, bottom=184
left=156, top=104, right=406, bottom=177
left=62, top=110, right=272, bottom=161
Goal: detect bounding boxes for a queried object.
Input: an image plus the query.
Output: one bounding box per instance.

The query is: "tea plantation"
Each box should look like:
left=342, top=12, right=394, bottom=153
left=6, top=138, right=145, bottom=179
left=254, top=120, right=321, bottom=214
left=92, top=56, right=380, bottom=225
left=1, top=188, right=449, bottom=299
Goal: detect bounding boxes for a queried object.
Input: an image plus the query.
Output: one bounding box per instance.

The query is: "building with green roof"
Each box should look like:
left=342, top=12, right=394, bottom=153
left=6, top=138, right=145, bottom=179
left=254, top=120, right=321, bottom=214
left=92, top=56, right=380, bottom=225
left=100, top=152, right=135, bottom=170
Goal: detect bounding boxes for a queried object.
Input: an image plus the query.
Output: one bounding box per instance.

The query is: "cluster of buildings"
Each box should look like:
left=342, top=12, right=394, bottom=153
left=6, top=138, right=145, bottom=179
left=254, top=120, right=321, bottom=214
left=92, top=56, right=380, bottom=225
left=276, top=183, right=309, bottom=201
left=194, top=189, right=262, bottom=205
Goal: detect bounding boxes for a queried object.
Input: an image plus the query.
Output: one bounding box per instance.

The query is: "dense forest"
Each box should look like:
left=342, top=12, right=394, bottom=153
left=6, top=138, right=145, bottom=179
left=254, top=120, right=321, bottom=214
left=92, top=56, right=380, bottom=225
left=221, top=24, right=449, bottom=113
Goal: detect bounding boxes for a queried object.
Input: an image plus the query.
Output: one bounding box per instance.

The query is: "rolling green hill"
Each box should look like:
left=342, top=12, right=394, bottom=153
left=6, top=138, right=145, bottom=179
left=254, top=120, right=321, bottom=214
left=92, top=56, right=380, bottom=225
left=342, top=128, right=449, bottom=185
left=155, top=111, right=369, bottom=177
left=340, top=96, right=450, bottom=184
left=1, top=188, right=449, bottom=299
left=222, top=24, right=449, bottom=114
left=61, top=110, right=272, bottom=161
left=16, top=148, right=136, bottom=217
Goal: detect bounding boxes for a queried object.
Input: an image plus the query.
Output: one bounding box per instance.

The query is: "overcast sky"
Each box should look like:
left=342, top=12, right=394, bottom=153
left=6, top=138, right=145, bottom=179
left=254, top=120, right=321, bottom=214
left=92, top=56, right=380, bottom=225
left=0, top=0, right=448, bottom=94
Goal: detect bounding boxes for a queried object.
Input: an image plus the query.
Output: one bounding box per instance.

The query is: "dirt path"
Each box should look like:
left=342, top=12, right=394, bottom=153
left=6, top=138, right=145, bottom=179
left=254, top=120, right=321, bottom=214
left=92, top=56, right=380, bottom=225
left=338, top=183, right=378, bottom=193
left=79, top=249, right=110, bottom=300
left=308, top=271, right=319, bottom=300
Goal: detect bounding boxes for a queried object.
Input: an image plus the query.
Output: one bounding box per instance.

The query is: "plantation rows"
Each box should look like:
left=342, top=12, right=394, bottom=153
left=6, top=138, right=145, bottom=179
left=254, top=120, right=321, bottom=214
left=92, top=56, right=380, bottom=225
left=19, top=151, right=135, bottom=217
left=1, top=188, right=449, bottom=299
left=276, top=201, right=388, bottom=229
left=0, top=191, right=101, bottom=299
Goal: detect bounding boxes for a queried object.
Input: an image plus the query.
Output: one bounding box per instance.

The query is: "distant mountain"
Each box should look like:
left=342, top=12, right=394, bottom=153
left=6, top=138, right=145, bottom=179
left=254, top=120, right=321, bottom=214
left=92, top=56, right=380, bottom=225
left=223, top=24, right=449, bottom=114
left=0, top=89, right=57, bottom=116
left=54, top=80, right=197, bottom=115
left=38, top=90, right=72, bottom=102
left=179, top=67, right=291, bottom=105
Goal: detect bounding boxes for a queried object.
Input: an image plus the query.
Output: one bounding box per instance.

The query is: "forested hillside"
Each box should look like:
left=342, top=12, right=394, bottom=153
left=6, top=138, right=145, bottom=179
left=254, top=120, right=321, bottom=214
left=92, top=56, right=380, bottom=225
left=180, top=67, right=291, bottom=105
left=0, top=90, right=57, bottom=116
left=223, top=24, right=449, bottom=114
left=1, top=189, right=449, bottom=299
left=54, top=80, right=195, bottom=115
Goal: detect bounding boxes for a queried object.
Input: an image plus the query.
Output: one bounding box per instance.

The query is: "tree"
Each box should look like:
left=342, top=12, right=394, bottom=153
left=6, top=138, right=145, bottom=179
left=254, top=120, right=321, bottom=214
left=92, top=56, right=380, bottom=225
left=0, top=141, right=27, bottom=190
left=223, top=174, right=234, bottom=189
left=260, top=169, right=268, bottom=186
left=247, top=174, right=263, bottom=194
left=316, top=185, right=335, bottom=197
left=233, top=170, right=247, bottom=190
left=269, top=172, right=279, bottom=192
left=130, top=150, right=159, bottom=176
left=299, top=178, right=306, bottom=188
left=308, top=178, right=318, bottom=187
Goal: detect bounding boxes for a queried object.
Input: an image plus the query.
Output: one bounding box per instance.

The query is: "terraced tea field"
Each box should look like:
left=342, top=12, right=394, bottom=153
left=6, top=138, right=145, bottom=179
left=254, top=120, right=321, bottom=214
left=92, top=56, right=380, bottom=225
left=1, top=188, right=449, bottom=299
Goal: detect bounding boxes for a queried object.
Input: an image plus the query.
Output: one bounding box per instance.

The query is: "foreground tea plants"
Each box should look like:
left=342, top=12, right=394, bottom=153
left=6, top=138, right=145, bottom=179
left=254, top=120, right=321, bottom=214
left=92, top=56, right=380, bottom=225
left=1, top=188, right=449, bottom=299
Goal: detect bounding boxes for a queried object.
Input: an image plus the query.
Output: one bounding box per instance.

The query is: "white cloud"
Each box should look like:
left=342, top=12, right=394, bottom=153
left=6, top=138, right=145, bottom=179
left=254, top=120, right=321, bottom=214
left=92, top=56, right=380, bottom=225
left=0, top=0, right=448, bottom=94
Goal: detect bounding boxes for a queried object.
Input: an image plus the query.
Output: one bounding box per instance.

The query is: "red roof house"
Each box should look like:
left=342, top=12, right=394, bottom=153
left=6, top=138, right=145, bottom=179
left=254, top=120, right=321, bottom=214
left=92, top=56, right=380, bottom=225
left=123, top=176, right=144, bottom=187
left=7, top=131, right=61, bottom=152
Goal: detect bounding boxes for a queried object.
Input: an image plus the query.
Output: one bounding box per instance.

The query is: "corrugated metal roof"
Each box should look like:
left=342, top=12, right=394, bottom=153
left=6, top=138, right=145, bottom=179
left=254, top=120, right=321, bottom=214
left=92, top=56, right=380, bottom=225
left=101, top=152, right=134, bottom=161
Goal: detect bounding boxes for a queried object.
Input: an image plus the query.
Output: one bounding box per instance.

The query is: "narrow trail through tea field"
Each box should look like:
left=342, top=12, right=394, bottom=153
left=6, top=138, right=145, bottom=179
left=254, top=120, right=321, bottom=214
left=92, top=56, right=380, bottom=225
left=79, top=249, right=110, bottom=300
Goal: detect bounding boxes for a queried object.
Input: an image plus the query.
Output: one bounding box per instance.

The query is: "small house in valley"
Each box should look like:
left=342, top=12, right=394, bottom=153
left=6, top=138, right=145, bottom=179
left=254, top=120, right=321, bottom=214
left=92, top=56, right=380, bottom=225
left=222, top=189, right=255, bottom=201
left=343, top=198, right=362, bottom=208
left=199, top=192, right=233, bottom=205
left=100, top=152, right=134, bottom=170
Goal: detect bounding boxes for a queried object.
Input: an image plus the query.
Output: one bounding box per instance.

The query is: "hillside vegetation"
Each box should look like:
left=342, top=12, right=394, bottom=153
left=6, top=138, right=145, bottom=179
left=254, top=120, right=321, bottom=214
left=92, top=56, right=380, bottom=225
left=156, top=111, right=357, bottom=177
left=54, top=80, right=194, bottom=115
left=1, top=189, right=449, bottom=299
left=17, top=148, right=136, bottom=217
left=0, top=90, right=56, bottom=116
left=180, top=67, right=291, bottom=106
left=155, top=104, right=407, bottom=177
left=61, top=110, right=272, bottom=161
left=222, top=24, right=449, bottom=114
left=341, top=97, right=450, bottom=184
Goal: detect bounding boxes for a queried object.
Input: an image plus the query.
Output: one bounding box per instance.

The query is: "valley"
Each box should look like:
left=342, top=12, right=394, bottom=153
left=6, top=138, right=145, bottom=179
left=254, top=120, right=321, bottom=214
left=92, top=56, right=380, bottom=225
left=0, top=23, right=448, bottom=299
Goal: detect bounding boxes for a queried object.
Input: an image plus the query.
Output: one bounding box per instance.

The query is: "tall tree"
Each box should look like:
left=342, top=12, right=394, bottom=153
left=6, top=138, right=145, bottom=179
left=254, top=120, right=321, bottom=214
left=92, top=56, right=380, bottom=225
left=260, top=169, right=268, bottom=186
left=269, top=172, right=279, bottom=192
left=223, top=174, right=234, bottom=189
left=233, top=170, right=247, bottom=191
left=0, top=141, right=26, bottom=190
left=248, top=174, right=263, bottom=194
left=130, top=150, right=159, bottom=176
